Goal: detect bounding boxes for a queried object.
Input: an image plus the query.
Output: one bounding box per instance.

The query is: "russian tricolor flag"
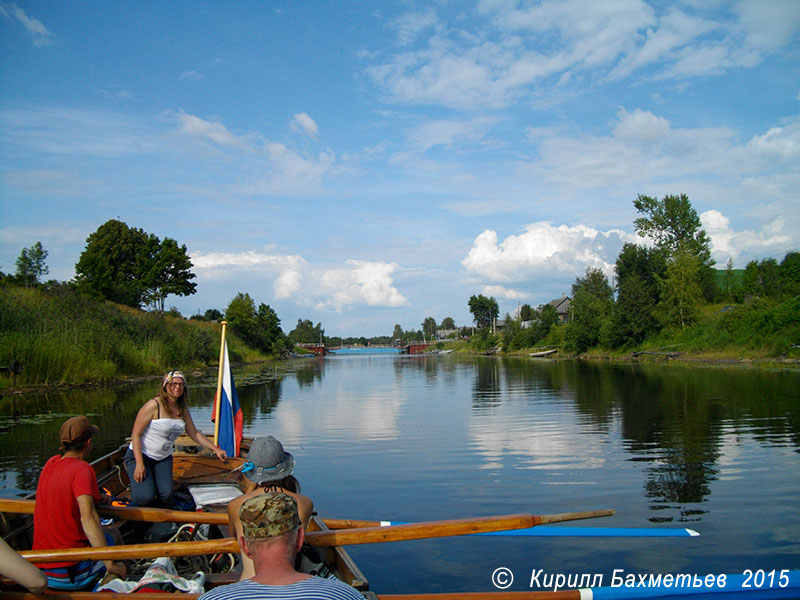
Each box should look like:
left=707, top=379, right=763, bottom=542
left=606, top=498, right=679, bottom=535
left=212, top=339, right=243, bottom=457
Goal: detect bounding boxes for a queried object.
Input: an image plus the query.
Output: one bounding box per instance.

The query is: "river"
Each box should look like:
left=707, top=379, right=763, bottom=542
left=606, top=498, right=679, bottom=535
left=1, top=354, right=799, bottom=594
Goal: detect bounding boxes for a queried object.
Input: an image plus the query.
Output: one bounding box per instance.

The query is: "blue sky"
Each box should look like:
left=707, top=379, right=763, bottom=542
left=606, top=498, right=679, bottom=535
left=2, top=1, right=799, bottom=337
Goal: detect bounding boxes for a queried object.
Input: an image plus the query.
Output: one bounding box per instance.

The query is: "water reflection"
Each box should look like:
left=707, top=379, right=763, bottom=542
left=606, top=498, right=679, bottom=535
left=1, top=358, right=798, bottom=530
left=465, top=358, right=799, bottom=523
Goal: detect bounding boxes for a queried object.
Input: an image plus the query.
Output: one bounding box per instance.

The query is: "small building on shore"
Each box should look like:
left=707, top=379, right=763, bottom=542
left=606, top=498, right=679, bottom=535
left=547, top=294, right=571, bottom=323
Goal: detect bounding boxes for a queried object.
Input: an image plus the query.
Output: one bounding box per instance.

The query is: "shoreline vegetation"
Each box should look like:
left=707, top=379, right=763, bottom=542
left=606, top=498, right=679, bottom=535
left=4, top=199, right=797, bottom=394
left=2, top=285, right=798, bottom=395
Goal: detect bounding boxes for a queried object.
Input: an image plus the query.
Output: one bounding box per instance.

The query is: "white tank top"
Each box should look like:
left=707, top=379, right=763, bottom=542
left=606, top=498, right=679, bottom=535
left=131, top=418, right=186, bottom=461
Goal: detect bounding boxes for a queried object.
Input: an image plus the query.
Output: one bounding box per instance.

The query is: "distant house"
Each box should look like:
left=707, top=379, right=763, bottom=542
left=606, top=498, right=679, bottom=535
left=547, top=294, right=571, bottom=323
left=435, top=328, right=459, bottom=340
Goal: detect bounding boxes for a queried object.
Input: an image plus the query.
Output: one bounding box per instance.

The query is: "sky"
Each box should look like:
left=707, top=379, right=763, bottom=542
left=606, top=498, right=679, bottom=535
left=1, top=1, right=799, bottom=337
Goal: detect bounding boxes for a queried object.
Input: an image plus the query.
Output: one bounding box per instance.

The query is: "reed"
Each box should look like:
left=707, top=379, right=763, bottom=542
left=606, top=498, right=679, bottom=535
left=0, top=286, right=265, bottom=387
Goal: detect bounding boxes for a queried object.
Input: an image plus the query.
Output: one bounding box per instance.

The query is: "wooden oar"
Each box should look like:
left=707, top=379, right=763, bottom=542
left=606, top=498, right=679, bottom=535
left=314, top=509, right=614, bottom=546
left=0, top=497, right=228, bottom=525
left=323, top=518, right=699, bottom=538
left=19, top=509, right=614, bottom=562
left=2, top=500, right=644, bottom=538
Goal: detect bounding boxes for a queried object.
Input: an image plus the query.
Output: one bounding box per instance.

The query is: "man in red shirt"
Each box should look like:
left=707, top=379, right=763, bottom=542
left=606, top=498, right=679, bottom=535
left=33, top=416, right=126, bottom=589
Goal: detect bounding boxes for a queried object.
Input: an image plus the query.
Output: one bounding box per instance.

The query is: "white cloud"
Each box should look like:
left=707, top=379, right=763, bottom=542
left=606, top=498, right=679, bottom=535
left=533, top=107, right=746, bottom=191
left=701, top=209, right=792, bottom=266
left=371, top=2, right=800, bottom=110
left=291, top=113, right=319, bottom=139
left=1, top=106, right=158, bottom=157
left=319, top=260, right=410, bottom=311
left=734, top=0, right=800, bottom=52
left=236, top=143, right=334, bottom=196
left=0, top=224, right=86, bottom=246
left=462, top=222, right=635, bottom=284
left=406, top=117, right=495, bottom=151
left=176, top=110, right=250, bottom=149
left=1, top=2, right=53, bottom=46
left=179, top=70, right=204, bottom=81
left=191, top=252, right=409, bottom=311
left=613, top=107, right=671, bottom=141
left=746, top=119, right=800, bottom=160
left=481, top=284, right=528, bottom=301
left=274, top=268, right=302, bottom=300
left=390, top=9, right=438, bottom=46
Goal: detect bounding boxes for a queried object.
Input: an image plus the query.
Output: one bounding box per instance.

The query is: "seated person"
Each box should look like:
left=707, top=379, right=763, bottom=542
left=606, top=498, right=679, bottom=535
left=125, top=370, right=226, bottom=507
left=201, top=492, right=362, bottom=600
left=33, top=416, right=126, bottom=590
left=227, top=436, right=313, bottom=580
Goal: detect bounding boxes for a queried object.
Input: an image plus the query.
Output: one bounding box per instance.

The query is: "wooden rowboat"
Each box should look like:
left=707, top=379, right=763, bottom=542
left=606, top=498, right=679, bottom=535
left=1, top=433, right=622, bottom=598
left=529, top=349, right=557, bottom=357
left=0, top=434, right=370, bottom=595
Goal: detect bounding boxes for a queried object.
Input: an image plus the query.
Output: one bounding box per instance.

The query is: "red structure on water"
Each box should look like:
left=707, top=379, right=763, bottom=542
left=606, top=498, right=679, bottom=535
left=404, top=342, right=433, bottom=354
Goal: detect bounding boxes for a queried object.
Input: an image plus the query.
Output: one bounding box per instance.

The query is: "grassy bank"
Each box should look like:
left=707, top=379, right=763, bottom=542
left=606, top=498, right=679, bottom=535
left=0, top=286, right=267, bottom=388
left=498, top=296, right=800, bottom=363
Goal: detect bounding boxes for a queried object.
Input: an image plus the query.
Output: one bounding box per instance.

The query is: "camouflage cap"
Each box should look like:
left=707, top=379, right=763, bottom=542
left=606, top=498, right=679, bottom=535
left=239, top=491, right=301, bottom=538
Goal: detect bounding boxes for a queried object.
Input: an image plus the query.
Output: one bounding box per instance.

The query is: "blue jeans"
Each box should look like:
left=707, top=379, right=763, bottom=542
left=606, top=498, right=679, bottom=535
left=123, top=448, right=174, bottom=507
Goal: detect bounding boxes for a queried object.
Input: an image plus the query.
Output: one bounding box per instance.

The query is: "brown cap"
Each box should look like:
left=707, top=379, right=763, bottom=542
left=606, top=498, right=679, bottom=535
left=239, top=491, right=300, bottom=538
left=60, top=416, right=99, bottom=449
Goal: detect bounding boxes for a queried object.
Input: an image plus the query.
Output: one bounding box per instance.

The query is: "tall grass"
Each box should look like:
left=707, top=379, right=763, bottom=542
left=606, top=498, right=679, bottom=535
left=0, top=286, right=266, bottom=387
left=641, top=296, right=800, bottom=357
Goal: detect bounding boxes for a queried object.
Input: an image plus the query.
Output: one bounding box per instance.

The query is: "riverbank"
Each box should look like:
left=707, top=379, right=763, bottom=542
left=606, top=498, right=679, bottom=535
left=0, top=285, right=269, bottom=390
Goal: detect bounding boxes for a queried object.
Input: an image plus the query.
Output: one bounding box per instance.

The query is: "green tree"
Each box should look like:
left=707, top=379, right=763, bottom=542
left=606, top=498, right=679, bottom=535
left=501, top=312, right=523, bottom=350
left=75, top=219, right=196, bottom=309
left=225, top=292, right=259, bottom=348
left=780, top=251, right=800, bottom=297
left=288, top=319, right=324, bottom=344
left=468, top=294, right=499, bottom=329
left=519, top=304, right=533, bottom=322
left=15, top=241, right=49, bottom=287
left=190, top=308, right=222, bottom=321
left=205, top=308, right=223, bottom=321
left=608, top=243, right=665, bottom=347
left=75, top=220, right=150, bottom=306
left=633, top=194, right=715, bottom=300
left=256, top=303, right=287, bottom=354
left=142, top=237, right=197, bottom=312
left=565, top=267, right=613, bottom=353
left=392, top=324, right=404, bottom=342
left=657, top=244, right=702, bottom=328
left=534, top=304, right=559, bottom=341
left=440, top=316, right=456, bottom=330
left=421, top=316, right=437, bottom=340
left=743, top=258, right=782, bottom=298
left=724, top=257, right=737, bottom=300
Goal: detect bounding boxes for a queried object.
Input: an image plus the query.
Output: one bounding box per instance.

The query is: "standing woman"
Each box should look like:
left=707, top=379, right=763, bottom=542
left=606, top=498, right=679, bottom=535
left=125, top=370, right=227, bottom=507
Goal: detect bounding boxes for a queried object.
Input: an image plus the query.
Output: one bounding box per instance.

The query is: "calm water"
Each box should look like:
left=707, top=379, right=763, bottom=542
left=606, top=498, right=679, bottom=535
left=2, top=355, right=799, bottom=594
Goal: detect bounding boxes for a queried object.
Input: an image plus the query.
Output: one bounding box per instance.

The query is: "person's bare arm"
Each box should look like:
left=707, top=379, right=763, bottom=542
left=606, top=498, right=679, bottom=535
left=77, top=495, right=126, bottom=579
left=130, top=399, right=157, bottom=482
left=0, top=537, right=47, bottom=594
left=184, top=407, right=227, bottom=460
